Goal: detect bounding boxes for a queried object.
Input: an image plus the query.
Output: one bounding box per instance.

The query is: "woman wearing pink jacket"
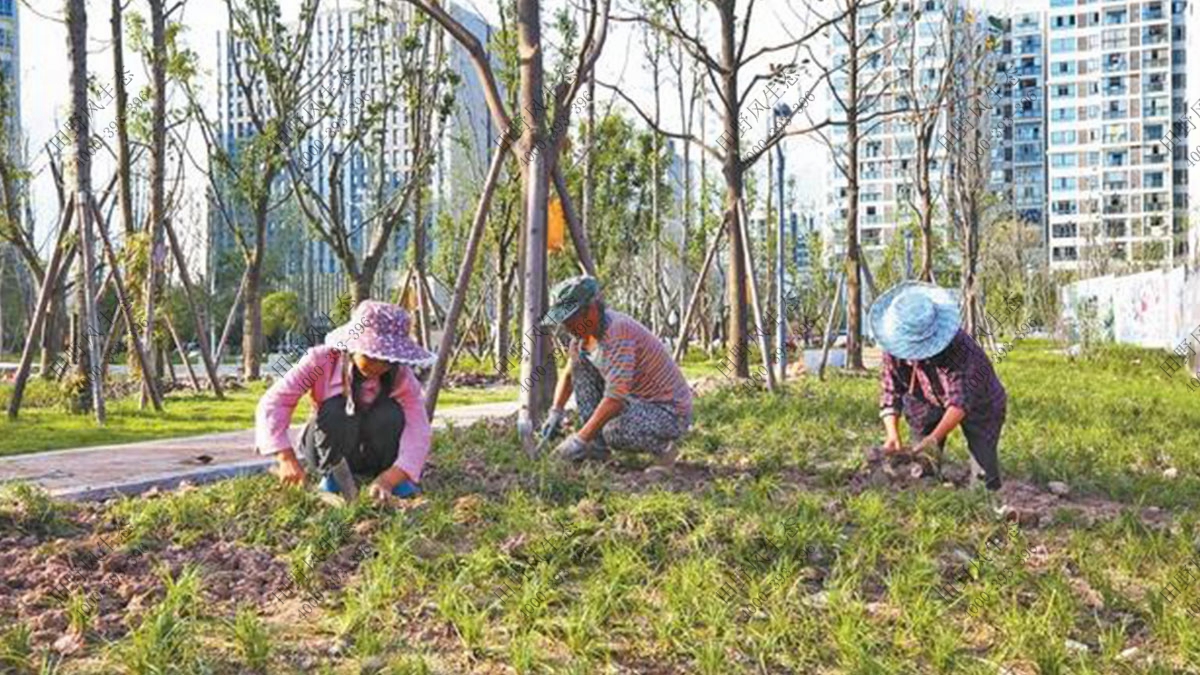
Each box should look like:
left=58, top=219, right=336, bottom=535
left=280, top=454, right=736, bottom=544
left=254, top=301, right=436, bottom=503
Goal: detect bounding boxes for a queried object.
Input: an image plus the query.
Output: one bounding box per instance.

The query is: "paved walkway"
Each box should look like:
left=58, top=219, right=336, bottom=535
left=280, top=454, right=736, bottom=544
left=0, top=401, right=517, bottom=502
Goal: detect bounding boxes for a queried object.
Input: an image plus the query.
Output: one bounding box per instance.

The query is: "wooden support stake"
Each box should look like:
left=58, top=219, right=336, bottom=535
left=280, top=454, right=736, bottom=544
left=7, top=204, right=74, bottom=419
left=818, top=274, right=846, bottom=381
left=159, top=211, right=225, bottom=398
left=736, top=199, right=776, bottom=392
left=673, top=220, right=724, bottom=362
left=424, top=143, right=509, bottom=419
left=92, top=199, right=164, bottom=410
left=164, top=311, right=200, bottom=392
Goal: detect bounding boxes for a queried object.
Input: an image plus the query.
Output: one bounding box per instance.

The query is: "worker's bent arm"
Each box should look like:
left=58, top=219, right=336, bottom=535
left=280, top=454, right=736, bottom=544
left=552, top=359, right=574, bottom=411
left=578, top=396, right=625, bottom=442
left=929, top=405, right=966, bottom=442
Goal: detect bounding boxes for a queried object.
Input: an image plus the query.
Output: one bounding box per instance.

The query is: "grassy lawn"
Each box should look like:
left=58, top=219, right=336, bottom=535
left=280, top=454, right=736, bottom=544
left=1, top=341, right=1198, bottom=673
left=0, top=379, right=519, bottom=458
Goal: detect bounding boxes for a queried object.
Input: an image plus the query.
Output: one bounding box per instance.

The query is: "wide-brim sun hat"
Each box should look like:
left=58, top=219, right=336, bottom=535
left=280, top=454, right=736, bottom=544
left=868, top=281, right=962, bottom=361
left=324, top=300, right=437, bottom=368
left=540, top=275, right=600, bottom=327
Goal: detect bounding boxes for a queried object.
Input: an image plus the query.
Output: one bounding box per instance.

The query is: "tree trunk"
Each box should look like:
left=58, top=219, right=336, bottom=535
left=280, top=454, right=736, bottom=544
left=918, top=150, right=934, bottom=282
left=582, top=74, right=595, bottom=243
left=718, top=0, right=749, bottom=379
left=140, top=0, right=168, bottom=408
left=67, top=0, right=105, bottom=422
left=515, top=0, right=552, bottom=450
left=242, top=255, right=262, bottom=380
left=112, top=0, right=142, bottom=385
left=494, top=245, right=512, bottom=373
left=844, top=2, right=865, bottom=371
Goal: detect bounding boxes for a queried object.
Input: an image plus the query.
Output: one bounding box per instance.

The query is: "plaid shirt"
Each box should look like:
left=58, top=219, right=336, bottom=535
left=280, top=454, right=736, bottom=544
left=879, top=329, right=1006, bottom=418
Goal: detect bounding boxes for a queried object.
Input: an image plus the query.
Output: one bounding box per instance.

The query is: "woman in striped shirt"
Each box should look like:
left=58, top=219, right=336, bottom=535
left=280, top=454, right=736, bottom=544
left=538, top=276, right=693, bottom=466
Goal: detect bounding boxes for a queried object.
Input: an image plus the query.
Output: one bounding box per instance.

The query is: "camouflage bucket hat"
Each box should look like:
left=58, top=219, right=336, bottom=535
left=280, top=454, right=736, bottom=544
left=540, top=275, right=600, bottom=327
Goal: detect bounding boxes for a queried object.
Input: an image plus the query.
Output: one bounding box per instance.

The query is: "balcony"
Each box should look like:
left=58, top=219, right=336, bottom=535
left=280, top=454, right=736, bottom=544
left=1145, top=153, right=1168, bottom=164
left=1103, top=59, right=1128, bottom=73
left=1145, top=81, right=1166, bottom=93
left=1142, top=29, right=1168, bottom=45
left=1144, top=58, right=1169, bottom=69
left=1103, top=181, right=1129, bottom=190
left=1103, top=201, right=1128, bottom=214
left=1145, top=201, right=1168, bottom=212
left=1103, top=108, right=1128, bottom=120
left=1017, top=64, right=1040, bottom=76
left=1102, top=37, right=1129, bottom=49
left=1143, top=104, right=1169, bottom=117
left=1143, top=8, right=1166, bottom=20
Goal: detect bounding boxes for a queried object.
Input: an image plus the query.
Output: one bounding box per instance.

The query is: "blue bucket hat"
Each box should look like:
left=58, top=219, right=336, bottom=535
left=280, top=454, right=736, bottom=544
left=541, top=275, right=600, bottom=327
left=868, top=281, right=962, bottom=360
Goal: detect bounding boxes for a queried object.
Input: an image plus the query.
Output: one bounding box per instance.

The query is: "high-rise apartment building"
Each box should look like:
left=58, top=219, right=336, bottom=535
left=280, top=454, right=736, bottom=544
left=0, top=0, right=18, bottom=133
left=824, top=1, right=961, bottom=260
left=990, top=12, right=1048, bottom=247
left=1045, top=0, right=1181, bottom=271
left=215, top=4, right=493, bottom=317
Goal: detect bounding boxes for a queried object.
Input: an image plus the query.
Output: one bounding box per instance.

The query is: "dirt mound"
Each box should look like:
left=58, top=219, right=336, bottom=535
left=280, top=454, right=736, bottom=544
left=850, top=446, right=968, bottom=491
left=850, top=446, right=1172, bottom=530
left=0, top=512, right=307, bottom=651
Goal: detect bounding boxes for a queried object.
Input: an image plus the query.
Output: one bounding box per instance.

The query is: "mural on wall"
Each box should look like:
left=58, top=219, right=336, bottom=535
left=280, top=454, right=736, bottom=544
left=1114, top=271, right=1166, bottom=347
left=1062, top=268, right=1200, bottom=349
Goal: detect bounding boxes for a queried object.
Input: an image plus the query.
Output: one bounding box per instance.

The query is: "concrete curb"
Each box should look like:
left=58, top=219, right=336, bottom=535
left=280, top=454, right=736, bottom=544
left=59, top=459, right=275, bottom=502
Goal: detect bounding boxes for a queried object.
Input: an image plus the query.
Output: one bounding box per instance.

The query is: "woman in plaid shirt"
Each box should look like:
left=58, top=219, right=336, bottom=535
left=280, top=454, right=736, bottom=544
left=871, top=282, right=1007, bottom=491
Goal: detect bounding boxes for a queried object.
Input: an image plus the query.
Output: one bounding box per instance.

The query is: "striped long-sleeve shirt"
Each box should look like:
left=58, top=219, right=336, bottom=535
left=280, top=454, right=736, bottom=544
left=879, top=329, right=1006, bottom=419
left=568, top=309, right=692, bottom=419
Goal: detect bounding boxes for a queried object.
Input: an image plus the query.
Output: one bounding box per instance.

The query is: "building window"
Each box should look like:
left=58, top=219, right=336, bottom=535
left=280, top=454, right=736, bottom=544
left=1051, top=130, right=1080, bottom=144
left=1052, top=246, right=1079, bottom=261
left=1051, top=37, right=1075, bottom=53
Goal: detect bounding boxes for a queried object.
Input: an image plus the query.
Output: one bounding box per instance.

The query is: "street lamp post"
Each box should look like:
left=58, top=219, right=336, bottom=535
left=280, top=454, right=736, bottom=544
left=773, top=103, right=791, bottom=382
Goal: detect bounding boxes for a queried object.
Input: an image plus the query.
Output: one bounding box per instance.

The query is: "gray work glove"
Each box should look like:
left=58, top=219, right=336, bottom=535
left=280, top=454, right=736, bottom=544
left=552, top=433, right=597, bottom=463
left=540, top=408, right=567, bottom=441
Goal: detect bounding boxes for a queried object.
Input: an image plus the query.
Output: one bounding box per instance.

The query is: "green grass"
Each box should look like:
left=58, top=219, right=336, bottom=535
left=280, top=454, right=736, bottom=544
left=4, top=341, right=1200, bottom=672
left=437, top=385, right=519, bottom=408
left=0, top=378, right=518, bottom=458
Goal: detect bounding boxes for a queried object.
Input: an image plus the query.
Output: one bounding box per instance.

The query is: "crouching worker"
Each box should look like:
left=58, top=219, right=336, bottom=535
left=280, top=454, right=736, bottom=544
left=538, top=275, right=693, bottom=466
left=255, top=301, right=436, bottom=502
left=870, top=281, right=1007, bottom=490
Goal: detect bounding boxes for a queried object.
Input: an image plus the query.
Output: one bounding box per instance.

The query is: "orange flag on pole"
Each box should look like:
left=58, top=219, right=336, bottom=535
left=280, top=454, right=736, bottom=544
left=548, top=197, right=565, bottom=252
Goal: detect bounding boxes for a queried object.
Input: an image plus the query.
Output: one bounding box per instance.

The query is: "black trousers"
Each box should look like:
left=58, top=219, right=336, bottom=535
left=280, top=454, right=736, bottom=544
left=902, top=392, right=1004, bottom=490
left=298, top=395, right=405, bottom=478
